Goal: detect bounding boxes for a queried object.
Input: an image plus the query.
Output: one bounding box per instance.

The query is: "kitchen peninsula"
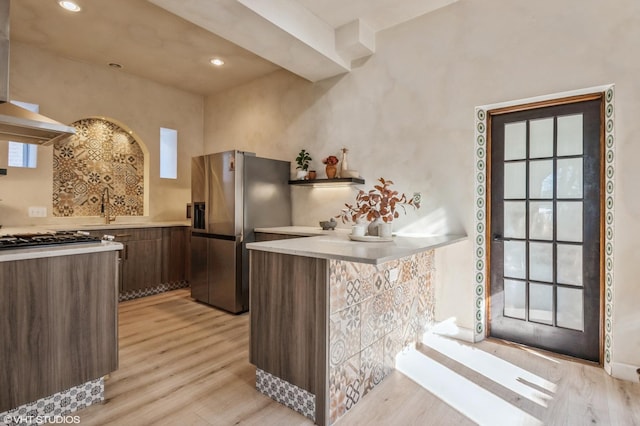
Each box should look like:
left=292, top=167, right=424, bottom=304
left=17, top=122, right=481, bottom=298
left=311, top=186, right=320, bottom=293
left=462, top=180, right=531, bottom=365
left=247, top=230, right=466, bottom=425
left=0, top=238, right=122, bottom=418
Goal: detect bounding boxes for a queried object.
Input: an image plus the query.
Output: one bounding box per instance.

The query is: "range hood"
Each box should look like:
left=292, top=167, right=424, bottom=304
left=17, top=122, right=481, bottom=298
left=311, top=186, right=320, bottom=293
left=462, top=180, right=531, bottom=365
left=0, top=0, right=75, bottom=145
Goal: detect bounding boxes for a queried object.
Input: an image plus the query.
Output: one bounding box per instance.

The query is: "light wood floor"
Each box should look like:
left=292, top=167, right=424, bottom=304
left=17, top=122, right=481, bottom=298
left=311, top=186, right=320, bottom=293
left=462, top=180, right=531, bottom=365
left=74, top=289, right=640, bottom=425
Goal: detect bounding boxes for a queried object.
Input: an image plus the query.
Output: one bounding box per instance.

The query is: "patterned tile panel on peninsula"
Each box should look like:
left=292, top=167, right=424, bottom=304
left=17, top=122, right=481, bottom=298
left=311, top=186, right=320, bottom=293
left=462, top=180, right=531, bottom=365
left=328, top=250, right=435, bottom=424
left=249, top=241, right=442, bottom=425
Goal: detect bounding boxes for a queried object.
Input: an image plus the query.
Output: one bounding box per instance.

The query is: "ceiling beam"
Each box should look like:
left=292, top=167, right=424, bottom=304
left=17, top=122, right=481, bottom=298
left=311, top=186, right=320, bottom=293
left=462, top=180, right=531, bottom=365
left=149, top=0, right=353, bottom=82
left=148, top=0, right=459, bottom=83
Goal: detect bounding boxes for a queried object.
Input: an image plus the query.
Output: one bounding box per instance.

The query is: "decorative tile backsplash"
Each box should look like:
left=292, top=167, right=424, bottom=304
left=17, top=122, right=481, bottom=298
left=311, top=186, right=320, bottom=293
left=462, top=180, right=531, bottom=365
left=118, top=280, right=189, bottom=302
left=52, top=118, right=144, bottom=217
left=0, top=378, right=104, bottom=426
left=256, top=368, right=316, bottom=422
left=328, top=250, right=435, bottom=424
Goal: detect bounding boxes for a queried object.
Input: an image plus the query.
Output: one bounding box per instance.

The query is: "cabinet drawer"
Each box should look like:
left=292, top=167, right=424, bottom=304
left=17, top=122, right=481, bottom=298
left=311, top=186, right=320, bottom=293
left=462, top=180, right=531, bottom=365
left=91, top=227, right=162, bottom=241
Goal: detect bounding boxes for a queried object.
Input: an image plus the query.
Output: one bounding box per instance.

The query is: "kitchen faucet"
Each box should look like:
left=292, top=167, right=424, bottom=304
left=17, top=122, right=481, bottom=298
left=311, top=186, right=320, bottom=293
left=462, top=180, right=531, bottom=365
left=100, top=187, right=116, bottom=224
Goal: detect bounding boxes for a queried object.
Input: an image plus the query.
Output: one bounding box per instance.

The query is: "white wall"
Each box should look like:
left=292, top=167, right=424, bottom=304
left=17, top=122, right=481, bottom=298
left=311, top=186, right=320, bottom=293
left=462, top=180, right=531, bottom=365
left=203, top=0, right=640, bottom=370
left=0, top=42, right=204, bottom=226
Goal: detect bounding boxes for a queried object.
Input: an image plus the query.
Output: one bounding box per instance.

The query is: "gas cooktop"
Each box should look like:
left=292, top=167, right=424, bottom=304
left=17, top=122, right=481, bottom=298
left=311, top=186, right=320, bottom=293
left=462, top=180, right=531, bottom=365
left=0, top=232, right=101, bottom=250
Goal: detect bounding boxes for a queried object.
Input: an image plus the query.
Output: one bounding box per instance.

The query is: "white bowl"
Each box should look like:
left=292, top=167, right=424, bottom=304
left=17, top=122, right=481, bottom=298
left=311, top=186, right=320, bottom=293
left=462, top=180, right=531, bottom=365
left=342, top=170, right=359, bottom=178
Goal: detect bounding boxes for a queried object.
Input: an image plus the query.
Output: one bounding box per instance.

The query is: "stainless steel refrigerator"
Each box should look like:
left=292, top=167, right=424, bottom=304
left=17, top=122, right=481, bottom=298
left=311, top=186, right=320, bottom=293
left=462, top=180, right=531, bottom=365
left=190, top=150, right=291, bottom=313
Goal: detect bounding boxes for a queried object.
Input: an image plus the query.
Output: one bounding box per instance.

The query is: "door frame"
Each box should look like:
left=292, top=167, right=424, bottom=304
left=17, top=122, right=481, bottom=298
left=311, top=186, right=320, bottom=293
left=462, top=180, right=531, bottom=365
left=473, top=84, right=616, bottom=373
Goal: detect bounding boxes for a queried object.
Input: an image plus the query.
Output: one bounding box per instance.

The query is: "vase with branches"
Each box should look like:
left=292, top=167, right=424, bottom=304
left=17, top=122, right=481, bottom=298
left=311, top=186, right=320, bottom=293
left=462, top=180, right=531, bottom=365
left=337, top=177, right=421, bottom=236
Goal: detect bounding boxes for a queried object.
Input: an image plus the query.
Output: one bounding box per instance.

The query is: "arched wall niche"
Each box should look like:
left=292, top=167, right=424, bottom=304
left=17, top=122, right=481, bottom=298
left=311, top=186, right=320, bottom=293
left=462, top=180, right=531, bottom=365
left=52, top=117, right=150, bottom=217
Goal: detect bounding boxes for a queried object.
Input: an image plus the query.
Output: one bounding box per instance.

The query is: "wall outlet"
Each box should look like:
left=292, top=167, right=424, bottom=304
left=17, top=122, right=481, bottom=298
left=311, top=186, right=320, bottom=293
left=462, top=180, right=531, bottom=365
left=28, top=206, right=47, bottom=217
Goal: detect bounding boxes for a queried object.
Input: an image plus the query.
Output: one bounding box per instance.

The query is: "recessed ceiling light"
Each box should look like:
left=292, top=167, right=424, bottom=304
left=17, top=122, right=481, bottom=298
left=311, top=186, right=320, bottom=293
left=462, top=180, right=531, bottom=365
left=108, top=63, right=123, bottom=69
left=58, top=1, right=81, bottom=12
left=210, top=58, right=225, bottom=67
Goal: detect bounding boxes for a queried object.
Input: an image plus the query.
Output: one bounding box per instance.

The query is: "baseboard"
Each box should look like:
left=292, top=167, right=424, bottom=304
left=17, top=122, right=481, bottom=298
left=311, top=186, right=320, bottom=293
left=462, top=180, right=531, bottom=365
left=429, top=319, right=475, bottom=343
left=0, top=377, right=104, bottom=423
left=610, top=361, right=640, bottom=383
left=119, top=280, right=189, bottom=302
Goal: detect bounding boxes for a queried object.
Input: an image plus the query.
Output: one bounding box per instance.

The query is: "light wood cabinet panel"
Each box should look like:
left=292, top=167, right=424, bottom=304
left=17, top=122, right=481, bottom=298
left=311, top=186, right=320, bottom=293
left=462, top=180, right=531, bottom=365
left=49, top=252, right=118, bottom=391
left=0, top=251, right=118, bottom=413
left=0, top=258, right=51, bottom=412
left=249, top=250, right=328, bottom=423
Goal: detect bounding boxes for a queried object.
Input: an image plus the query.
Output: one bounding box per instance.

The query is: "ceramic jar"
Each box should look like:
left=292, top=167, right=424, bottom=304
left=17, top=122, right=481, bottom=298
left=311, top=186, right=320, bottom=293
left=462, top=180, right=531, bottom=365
left=367, top=218, right=382, bottom=236
left=351, top=224, right=366, bottom=236
left=378, top=222, right=393, bottom=238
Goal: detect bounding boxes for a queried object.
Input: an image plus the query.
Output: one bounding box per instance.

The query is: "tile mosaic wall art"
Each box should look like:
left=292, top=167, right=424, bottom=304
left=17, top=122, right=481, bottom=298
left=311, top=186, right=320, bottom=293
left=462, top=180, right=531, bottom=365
left=53, top=118, right=144, bottom=217
left=328, top=250, right=435, bottom=424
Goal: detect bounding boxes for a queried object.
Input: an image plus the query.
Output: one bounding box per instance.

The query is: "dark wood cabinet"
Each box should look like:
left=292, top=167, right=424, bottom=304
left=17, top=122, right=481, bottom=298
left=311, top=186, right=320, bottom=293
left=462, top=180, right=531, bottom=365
left=90, top=228, right=161, bottom=293
left=123, top=238, right=162, bottom=291
left=89, top=226, right=187, bottom=294
left=0, top=251, right=118, bottom=412
left=162, top=227, right=188, bottom=284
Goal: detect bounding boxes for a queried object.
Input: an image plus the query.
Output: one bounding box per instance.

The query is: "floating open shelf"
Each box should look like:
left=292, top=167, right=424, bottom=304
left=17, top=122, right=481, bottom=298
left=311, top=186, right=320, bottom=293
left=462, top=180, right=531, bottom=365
left=288, top=177, right=365, bottom=186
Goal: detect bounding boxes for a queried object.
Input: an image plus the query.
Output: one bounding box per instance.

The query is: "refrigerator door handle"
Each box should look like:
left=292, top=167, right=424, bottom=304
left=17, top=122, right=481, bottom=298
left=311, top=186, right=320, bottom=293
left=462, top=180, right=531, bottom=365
left=191, top=232, right=241, bottom=242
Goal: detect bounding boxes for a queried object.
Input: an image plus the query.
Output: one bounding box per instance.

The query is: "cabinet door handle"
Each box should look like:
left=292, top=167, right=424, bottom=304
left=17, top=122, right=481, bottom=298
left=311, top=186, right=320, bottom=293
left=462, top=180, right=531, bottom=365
left=115, top=234, right=132, bottom=238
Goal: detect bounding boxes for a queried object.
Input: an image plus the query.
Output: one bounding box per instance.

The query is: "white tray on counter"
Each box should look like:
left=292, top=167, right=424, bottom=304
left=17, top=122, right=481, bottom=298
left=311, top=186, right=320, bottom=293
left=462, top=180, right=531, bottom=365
left=348, top=235, right=393, bottom=242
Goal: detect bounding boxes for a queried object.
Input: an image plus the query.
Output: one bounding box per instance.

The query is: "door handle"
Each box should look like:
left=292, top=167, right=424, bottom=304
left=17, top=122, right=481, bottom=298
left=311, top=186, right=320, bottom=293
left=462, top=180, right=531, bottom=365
left=492, top=234, right=515, bottom=242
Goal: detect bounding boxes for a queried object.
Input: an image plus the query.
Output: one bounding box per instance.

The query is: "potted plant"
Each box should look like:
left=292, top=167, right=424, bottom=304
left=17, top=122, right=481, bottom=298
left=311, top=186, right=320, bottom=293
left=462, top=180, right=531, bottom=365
left=295, top=149, right=312, bottom=179
left=322, top=155, right=339, bottom=179
left=337, top=177, right=421, bottom=237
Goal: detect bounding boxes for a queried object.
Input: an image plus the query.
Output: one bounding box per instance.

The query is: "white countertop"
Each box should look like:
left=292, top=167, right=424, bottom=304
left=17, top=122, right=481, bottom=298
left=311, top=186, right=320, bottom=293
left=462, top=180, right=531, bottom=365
left=247, top=231, right=467, bottom=265
left=254, top=226, right=351, bottom=236
left=0, top=241, right=124, bottom=262
left=0, top=221, right=190, bottom=236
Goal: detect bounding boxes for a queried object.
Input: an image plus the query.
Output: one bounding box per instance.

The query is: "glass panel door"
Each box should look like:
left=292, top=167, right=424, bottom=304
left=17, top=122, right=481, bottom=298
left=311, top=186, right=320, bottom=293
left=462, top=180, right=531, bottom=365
left=489, top=97, right=602, bottom=362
